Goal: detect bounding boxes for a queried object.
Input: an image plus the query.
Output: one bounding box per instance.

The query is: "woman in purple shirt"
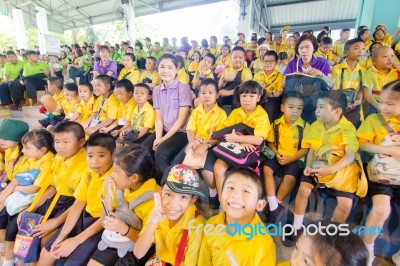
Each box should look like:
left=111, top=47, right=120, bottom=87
left=142, top=54, right=192, bottom=178
left=284, top=34, right=332, bottom=86
left=93, top=45, right=118, bottom=80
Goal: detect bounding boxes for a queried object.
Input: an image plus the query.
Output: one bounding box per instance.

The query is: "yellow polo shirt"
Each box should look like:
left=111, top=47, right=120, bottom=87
left=50, top=149, right=87, bottom=197
left=333, top=40, right=346, bottom=58
left=192, top=69, right=215, bottom=86
left=267, top=116, right=309, bottom=156
left=139, top=70, right=161, bottom=85
left=332, top=60, right=365, bottom=91
left=224, top=105, right=270, bottom=139
left=15, top=151, right=54, bottom=188
left=63, top=98, right=83, bottom=120
left=187, top=103, right=227, bottom=141
left=177, top=69, right=189, bottom=84
left=363, top=66, right=399, bottom=99
left=117, top=98, right=136, bottom=125
left=357, top=113, right=400, bottom=145
left=252, top=58, right=264, bottom=74
left=53, top=90, right=66, bottom=116
left=122, top=178, right=159, bottom=234
left=253, top=69, right=284, bottom=93
left=127, top=101, right=155, bottom=133
left=81, top=95, right=96, bottom=123
left=154, top=204, right=204, bottom=265
left=315, top=49, right=337, bottom=61
left=209, top=45, right=221, bottom=56
left=188, top=61, right=200, bottom=74
left=215, top=56, right=231, bottom=70
left=95, top=93, right=119, bottom=122
left=3, top=146, right=25, bottom=182
left=74, top=166, right=114, bottom=218
left=118, top=67, right=141, bottom=85
left=198, top=212, right=276, bottom=266
left=220, top=66, right=252, bottom=84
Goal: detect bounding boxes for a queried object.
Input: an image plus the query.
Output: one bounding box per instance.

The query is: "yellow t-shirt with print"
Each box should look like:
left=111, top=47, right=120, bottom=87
left=127, top=101, right=156, bottom=133
left=363, top=66, right=399, bottom=99
left=118, top=67, right=141, bottom=85
left=177, top=69, right=189, bottom=84
left=187, top=103, right=227, bottom=141
left=198, top=212, right=276, bottom=266
left=332, top=60, right=365, bottom=91
left=153, top=204, right=204, bottom=266
left=253, top=69, right=284, bottom=93
left=74, top=166, right=114, bottom=218
left=139, top=70, right=161, bottom=85
left=224, top=105, right=270, bottom=139
left=95, top=93, right=119, bottom=122
left=267, top=116, right=309, bottom=156
left=49, top=149, right=87, bottom=197
left=357, top=113, right=400, bottom=145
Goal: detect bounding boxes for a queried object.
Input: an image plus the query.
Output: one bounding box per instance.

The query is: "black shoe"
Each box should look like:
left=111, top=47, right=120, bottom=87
left=268, top=204, right=284, bottom=224
left=282, top=228, right=303, bottom=247
left=208, top=195, right=220, bottom=210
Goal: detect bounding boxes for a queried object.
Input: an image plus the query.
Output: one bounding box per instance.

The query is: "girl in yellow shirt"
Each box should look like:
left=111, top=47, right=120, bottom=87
left=118, top=53, right=141, bottom=85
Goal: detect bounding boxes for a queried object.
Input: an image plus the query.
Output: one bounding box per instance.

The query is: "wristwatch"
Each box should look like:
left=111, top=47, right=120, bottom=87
left=206, top=142, right=212, bottom=148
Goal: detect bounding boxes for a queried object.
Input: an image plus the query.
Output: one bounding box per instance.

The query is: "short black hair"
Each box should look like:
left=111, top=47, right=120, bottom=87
left=98, top=45, right=110, bottom=53
left=344, top=38, right=364, bottom=51
left=318, top=90, right=347, bottom=116
left=200, top=78, right=219, bottom=92
left=115, top=79, right=134, bottom=93
left=86, top=133, right=116, bottom=154
left=64, top=83, right=78, bottom=93
left=224, top=167, right=263, bottom=199
left=79, top=82, right=93, bottom=92
left=48, top=77, right=64, bottom=90
left=53, top=121, right=85, bottom=141
left=134, top=83, right=151, bottom=94
left=232, top=46, right=246, bottom=55
left=94, top=74, right=112, bottom=87
left=295, top=34, right=318, bottom=54
left=6, top=51, right=16, bottom=56
left=320, top=37, right=333, bottom=45
left=282, top=91, right=304, bottom=104
left=203, top=53, right=216, bottom=65
left=264, top=50, right=278, bottom=62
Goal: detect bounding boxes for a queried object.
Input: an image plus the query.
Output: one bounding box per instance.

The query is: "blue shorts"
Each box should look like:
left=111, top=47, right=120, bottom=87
left=38, top=115, right=65, bottom=128
left=263, top=157, right=303, bottom=178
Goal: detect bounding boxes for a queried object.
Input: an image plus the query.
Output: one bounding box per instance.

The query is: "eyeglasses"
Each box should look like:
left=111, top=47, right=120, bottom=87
left=263, top=60, right=276, bottom=64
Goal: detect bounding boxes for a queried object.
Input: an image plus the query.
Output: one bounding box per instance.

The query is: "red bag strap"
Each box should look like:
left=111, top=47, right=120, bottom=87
left=174, top=210, right=201, bottom=266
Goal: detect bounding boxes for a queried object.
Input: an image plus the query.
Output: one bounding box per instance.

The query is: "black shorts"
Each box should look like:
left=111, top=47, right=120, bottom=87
left=263, top=157, right=303, bottom=178
left=0, top=209, right=19, bottom=242
left=38, top=115, right=65, bottom=128
left=368, top=180, right=400, bottom=203
left=91, top=245, right=156, bottom=266
left=300, top=174, right=354, bottom=199
left=44, top=210, right=102, bottom=266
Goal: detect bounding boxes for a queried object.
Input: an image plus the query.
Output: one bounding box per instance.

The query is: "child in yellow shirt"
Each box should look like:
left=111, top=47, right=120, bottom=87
left=78, top=82, right=95, bottom=124
left=134, top=164, right=205, bottom=266
left=188, top=51, right=201, bottom=79
left=88, top=145, right=159, bottom=265
left=84, top=75, right=119, bottom=136
left=214, top=44, right=231, bottom=78
left=62, top=83, right=84, bottom=124
left=250, top=44, right=269, bottom=74
left=37, top=133, right=115, bottom=265
left=333, top=28, right=350, bottom=58
left=192, top=53, right=216, bottom=93
left=176, top=55, right=189, bottom=84
left=0, top=129, right=55, bottom=265
left=262, top=93, right=309, bottom=224
left=315, top=37, right=340, bottom=66
left=198, top=167, right=276, bottom=265
left=100, top=79, right=135, bottom=137
left=118, top=53, right=141, bottom=85
left=139, top=57, right=161, bottom=90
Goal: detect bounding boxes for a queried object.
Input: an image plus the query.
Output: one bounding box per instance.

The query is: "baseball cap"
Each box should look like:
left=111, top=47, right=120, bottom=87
left=162, top=164, right=205, bottom=197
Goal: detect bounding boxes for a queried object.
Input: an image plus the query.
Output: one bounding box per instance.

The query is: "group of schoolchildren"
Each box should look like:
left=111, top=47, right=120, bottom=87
left=0, top=23, right=399, bottom=266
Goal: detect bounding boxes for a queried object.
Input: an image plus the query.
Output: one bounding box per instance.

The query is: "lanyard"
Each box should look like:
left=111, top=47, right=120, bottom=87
left=131, top=108, right=146, bottom=131
left=94, top=94, right=110, bottom=121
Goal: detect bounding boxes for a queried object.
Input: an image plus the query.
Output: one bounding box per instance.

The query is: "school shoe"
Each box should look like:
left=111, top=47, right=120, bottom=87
left=282, top=227, right=303, bottom=247
left=208, top=195, right=220, bottom=210
left=268, top=204, right=285, bottom=224
left=393, top=250, right=400, bottom=266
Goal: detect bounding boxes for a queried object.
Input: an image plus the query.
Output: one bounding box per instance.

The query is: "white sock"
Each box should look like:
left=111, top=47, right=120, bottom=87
left=0, top=242, right=5, bottom=252
left=365, top=242, right=374, bottom=259
left=209, top=188, right=217, bottom=198
left=293, top=213, right=304, bottom=230
left=267, top=196, right=278, bottom=211
left=277, top=199, right=282, bottom=204
left=2, top=259, right=14, bottom=266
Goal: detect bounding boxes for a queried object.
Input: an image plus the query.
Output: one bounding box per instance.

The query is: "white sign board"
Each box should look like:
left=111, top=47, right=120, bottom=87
left=45, top=35, right=60, bottom=56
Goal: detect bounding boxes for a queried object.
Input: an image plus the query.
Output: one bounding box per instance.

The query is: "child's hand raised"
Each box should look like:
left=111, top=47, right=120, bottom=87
left=150, top=192, right=166, bottom=226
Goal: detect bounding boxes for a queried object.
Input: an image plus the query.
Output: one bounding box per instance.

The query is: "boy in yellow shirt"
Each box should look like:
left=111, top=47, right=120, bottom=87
left=262, top=93, right=309, bottom=224
left=333, top=28, right=351, bottom=58
left=362, top=46, right=399, bottom=114
left=139, top=57, right=161, bottom=90
left=314, top=37, right=340, bottom=66
left=84, top=75, right=119, bottom=136
left=198, top=167, right=276, bottom=265
left=62, top=83, right=84, bottom=124
left=192, top=53, right=216, bottom=92
left=134, top=164, right=205, bottom=266
left=78, top=82, right=95, bottom=124
left=37, top=133, right=115, bottom=266
left=283, top=91, right=367, bottom=247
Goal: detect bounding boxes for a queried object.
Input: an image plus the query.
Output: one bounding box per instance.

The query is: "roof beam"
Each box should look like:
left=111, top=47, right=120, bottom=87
left=267, top=0, right=324, bottom=7
left=136, top=0, right=161, bottom=12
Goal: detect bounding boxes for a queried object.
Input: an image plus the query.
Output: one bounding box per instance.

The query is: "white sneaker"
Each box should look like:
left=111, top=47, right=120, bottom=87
left=393, top=250, right=400, bottom=266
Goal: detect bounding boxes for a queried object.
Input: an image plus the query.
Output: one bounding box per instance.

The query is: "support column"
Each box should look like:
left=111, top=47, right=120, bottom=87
left=12, top=8, right=27, bottom=49
left=125, top=0, right=136, bottom=43
left=35, top=6, right=48, bottom=55
left=237, top=0, right=253, bottom=42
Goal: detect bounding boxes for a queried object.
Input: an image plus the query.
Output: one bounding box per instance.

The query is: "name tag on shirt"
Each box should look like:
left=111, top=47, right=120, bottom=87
left=118, top=119, right=126, bottom=126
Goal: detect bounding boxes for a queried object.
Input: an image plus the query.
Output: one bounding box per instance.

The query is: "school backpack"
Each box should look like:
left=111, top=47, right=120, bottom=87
left=367, top=116, right=400, bottom=186
left=211, top=123, right=262, bottom=168
left=285, top=73, right=330, bottom=123
left=98, top=190, right=154, bottom=258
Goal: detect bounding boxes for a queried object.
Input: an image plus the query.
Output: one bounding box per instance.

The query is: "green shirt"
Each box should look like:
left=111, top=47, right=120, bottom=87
left=150, top=51, right=164, bottom=60
left=83, top=55, right=92, bottom=71
left=161, top=44, right=174, bottom=52
left=23, top=61, right=50, bottom=78
left=4, top=61, right=25, bottom=81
